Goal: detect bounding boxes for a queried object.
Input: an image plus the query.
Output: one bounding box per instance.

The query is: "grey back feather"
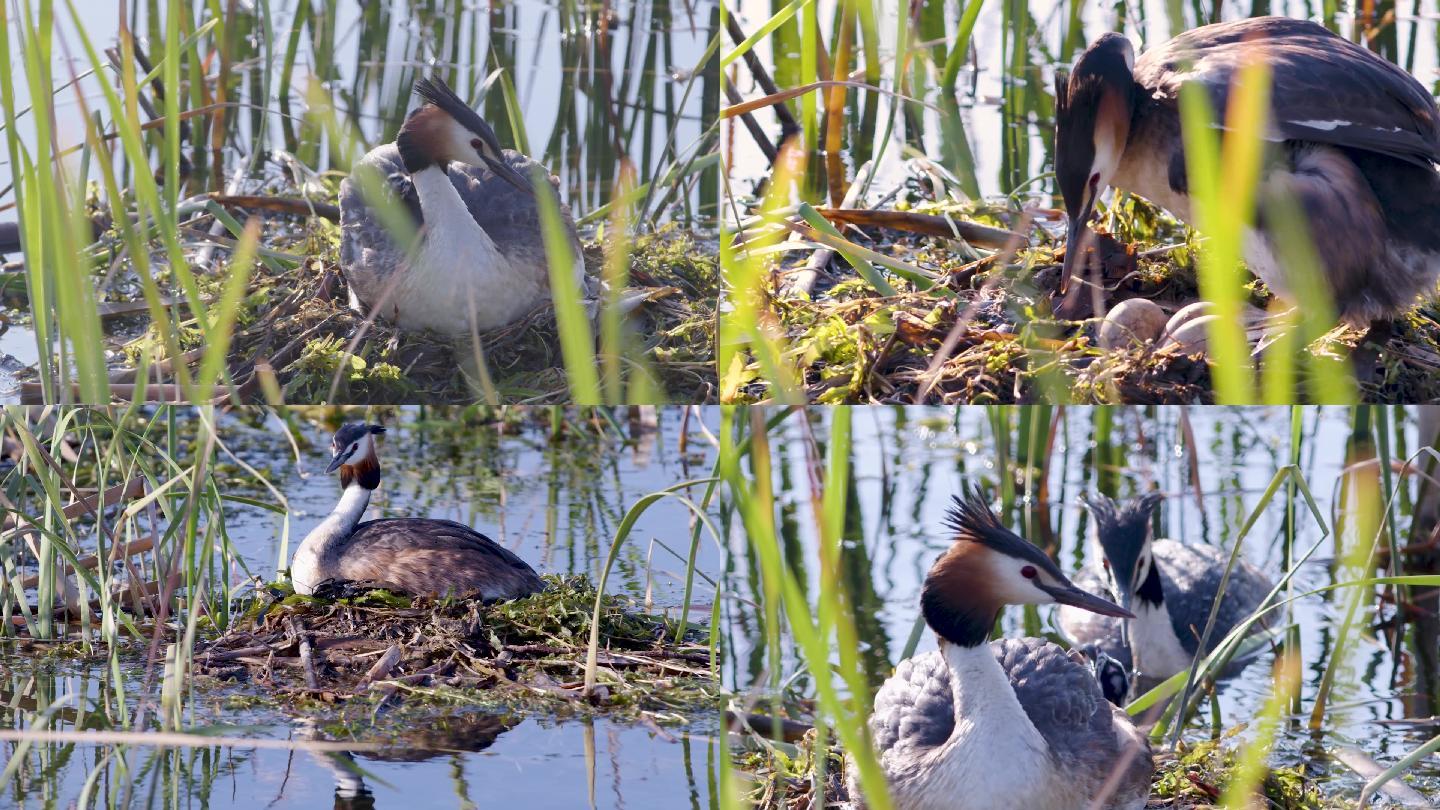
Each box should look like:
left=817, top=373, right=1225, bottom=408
left=338, top=143, right=580, bottom=294
left=1135, top=17, right=1440, bottom=168
left=869, top=638, right=1152, bottom=800
left=993, top=637, right=1135, bottom=776
left=1152, top=539, right=1272, bottom=656
left=869, top=649, right=956, bottom=755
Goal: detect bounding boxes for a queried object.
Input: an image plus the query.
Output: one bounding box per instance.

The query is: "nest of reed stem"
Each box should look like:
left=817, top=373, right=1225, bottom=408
left=21, top=184, right=717, bottom=404
left=726, top=163, right=1440, bottom=405
left=196, top=575, right=716, bottom=718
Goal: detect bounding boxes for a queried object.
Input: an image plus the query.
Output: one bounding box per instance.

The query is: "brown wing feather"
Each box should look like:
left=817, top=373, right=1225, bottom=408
left=1135, top=17, right=1440, bottom=167
left=336, top=518, right=543, bottom=600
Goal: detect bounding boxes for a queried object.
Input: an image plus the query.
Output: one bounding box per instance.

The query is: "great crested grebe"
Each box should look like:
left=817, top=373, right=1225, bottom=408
left=290, top=423, right=544, bottom=599
left=850, top=491, right=1153, bottom=810
left=1059, top=493, right=1273, bottom=695
left=1054, top=17, right=1440, bottom=329
left=338, top=77, right=585, bottom=335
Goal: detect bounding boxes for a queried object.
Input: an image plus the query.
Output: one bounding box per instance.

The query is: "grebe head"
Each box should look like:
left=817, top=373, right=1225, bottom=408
left=394, top=76, right=531, bottom=192
left=922, top=489, right=1132, bottom=647
left=1094, top=647, right=1133, bottom=704
left=1055, top=32, right=1135, bottom=296
left=325, top=423, right=386, bottom=490
left=1081, top=491, right=1163, bottom=613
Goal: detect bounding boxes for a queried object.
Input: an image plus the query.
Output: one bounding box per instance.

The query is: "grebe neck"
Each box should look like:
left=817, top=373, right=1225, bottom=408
left=292, top=482, right=373, bottom=595
left=941, top=639, right=1016, bottom=716
left=923, top=640, right=1050, bottom=801
left=411, top=165, right=488, bottom=241
left=330, top=482, right=373, bottom=531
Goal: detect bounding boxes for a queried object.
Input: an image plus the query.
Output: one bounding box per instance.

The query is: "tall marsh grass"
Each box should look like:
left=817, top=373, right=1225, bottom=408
left=2, top=1, right=720, bottom=404
left=722, top=405, right=1440, bottom=807
left=0, top=405, right=726, bottom=806
left=721, top=2, right=1409, bottom=404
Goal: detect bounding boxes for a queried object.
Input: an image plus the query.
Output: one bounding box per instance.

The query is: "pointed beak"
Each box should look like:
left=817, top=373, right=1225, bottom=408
left=484, top=155, right=532, bottom=194
left=1104, top=558, right=1138, bottom=617
left=1060, top=215, right=1087, bottom=293
left=325, top=450, right=349, bottom=474
left=1039, top=579, right=1133, bottom=619
left=1054, top=213, right=1092, bottom=318
left=1113, top=580, right=1135, bottom=616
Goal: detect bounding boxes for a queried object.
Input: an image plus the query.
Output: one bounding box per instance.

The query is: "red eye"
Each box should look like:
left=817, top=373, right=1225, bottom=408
left=1021, top=565, right=1037, bottom=579
left=471, top=138, right=485, bottom=152
left=1102, top=559, right=1110, bottom=570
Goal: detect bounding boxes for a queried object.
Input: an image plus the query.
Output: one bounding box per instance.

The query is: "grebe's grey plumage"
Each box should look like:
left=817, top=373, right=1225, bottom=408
left=850, top=491, right=1153, bottom=810
left=291, top=423, right=543, bottom=599
left=338, top=77, right=584, bottom=335
left=1054, top=17, right=1440, bottom=325
left=1059, top=493, right=1273, bottom=693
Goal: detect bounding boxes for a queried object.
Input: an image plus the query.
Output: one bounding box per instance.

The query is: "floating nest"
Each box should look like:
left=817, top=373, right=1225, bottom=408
left=195, top=575, right=716, bottom=718
left=21, top=184, right=717, bottom=404
left=188, top=213, right=714, bottom=403
left=727, top=177, right=1440, bottom=404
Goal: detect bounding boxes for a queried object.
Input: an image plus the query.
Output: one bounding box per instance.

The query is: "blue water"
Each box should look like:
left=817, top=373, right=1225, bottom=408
left=2, top=406, right=722, bottom=810
left=722, top=405, right=1440, bottom=805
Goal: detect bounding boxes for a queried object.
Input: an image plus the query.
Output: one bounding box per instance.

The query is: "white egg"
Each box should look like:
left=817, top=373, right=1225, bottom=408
left=1097, top=298, right=1169, bottom=350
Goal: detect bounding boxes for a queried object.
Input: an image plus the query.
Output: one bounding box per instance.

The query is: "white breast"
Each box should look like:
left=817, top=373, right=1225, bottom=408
left=292, top=484, right=372, bottom=595
left=880, top=645, right=1062, bottom=810
left=1130, top=601, right=1194, bottom=680
left=380, top=166, right=552, bottom=335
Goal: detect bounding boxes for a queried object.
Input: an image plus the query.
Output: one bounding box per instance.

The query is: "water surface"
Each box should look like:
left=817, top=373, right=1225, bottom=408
left=722, top=406, right=1440, bottom=804
left=724, top=0, right=1440, bottom=205
left=3, top=406, right=723, bottom=809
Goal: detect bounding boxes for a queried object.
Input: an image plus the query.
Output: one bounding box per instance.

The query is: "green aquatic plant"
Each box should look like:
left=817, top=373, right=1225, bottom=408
left=1151, top=737, right=1338, bottom=810
left=2, top=0, right=719, bottom=405
left=722, top=406, right=1440, bottom=807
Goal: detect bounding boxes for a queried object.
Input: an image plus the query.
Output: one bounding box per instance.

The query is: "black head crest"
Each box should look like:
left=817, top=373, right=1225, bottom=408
left=413, top=76, right=506, bottom=157
left=944, top=486, right=1068, bottom=581
left=1080, top=490, right=1162, bottom=589
left=332, top=422, right=373, bottom=449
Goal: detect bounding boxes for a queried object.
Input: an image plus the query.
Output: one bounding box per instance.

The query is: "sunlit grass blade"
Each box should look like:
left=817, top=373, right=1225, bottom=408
left=721, top=0, right=814, bottom=70
left=720, top=143, right=806, bottom=403
left=491, top=65, right=531, bottom=157
left=795, top=203, right=896, bottom=295
left=1256, top=191, right=1354, bottom=403
left=940, top=0, right=986, bottom=90
left=601, top=170, right=635, bottom=402
left=193, top=219, right=259, bottom=401
left=533, top=168, right=602, bottom=404
left=580, top=477, right=720, bottom=693
left=1216, top=649, right=1301, bottom=807
left=1178, top=56, right=1270, bottom=403
left=718, top=407, right=894, bottom=810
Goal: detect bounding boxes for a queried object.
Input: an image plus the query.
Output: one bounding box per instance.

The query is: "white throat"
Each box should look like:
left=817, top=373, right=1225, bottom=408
left=411, top=165, right=499, bottom=256
left=291, top=482, right=372, bottom=595
left=397, top=165, right=529, bottom=334
left=1128, top=598, right=1192, bottom=680
left=894, top=642, right=1050, bottom=810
